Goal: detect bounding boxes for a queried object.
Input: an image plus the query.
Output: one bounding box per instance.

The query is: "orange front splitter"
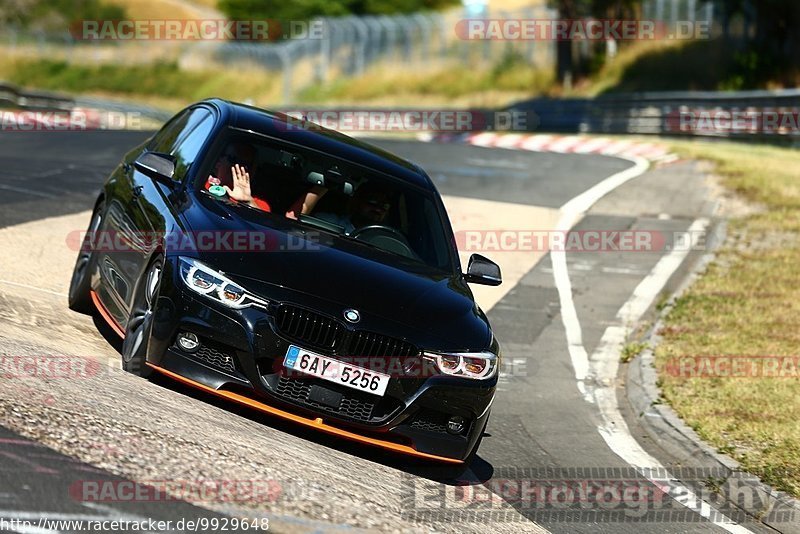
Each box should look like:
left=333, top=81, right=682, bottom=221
left=146, top=362, right=463, bottom=464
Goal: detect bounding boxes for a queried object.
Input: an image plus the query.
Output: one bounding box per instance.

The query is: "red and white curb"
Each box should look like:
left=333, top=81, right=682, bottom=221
left=420, top=132, right=679, bottom=164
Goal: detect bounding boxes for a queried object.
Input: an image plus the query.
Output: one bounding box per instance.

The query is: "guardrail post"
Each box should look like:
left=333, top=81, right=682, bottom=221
left=317, top=18, right=330, bottom=83
left=350, top=17, right=368, bottom=75
left=399, top=16, right=414, bottom=61
left=277, top=46, right=293, bottom=104
left=413, top=14, right=432, bottom=64
left=378, top=16, right=396, bottom=62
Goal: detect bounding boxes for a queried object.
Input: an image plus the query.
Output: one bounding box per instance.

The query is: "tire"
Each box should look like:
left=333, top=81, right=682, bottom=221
left=121, top=256, right=163, bottom=378
left=68, top=202, right=104, bottom=314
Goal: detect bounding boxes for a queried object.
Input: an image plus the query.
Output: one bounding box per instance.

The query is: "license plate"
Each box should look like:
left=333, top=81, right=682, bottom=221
left=283, top=345, right=390, bottom=396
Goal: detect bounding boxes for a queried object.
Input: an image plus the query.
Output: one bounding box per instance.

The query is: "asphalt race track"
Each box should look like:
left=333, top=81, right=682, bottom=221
left=0, top=131, right=772, bottom=533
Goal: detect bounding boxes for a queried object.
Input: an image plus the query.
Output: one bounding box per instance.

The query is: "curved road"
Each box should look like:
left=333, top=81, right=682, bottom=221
left=0, top=132, right=769, bottom=533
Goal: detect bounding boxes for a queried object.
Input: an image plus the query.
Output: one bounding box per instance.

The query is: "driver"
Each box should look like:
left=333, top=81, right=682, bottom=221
left=315, top=182, right=392, bottom=235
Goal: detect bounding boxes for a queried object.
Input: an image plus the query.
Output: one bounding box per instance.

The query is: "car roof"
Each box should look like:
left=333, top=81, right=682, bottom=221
left=201, top=99, right=434, bottom=191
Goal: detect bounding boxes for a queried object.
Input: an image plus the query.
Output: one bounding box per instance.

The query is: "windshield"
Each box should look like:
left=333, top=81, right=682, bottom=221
left=197, top=132, right=456, bottom=271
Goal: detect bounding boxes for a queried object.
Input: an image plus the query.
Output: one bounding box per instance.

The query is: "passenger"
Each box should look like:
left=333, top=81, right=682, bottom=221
left=206, top=142, right=272, bottom=212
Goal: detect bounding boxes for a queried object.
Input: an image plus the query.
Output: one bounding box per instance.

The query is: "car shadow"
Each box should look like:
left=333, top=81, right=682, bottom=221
left=92, top=313, right=123, bottom=352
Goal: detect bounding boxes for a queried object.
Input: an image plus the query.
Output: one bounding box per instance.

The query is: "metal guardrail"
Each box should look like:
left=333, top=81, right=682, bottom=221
left=72, top=96, right=174, bottom=122
left=508, top=89, right=800, bottom=143
left=0, top=82, right=74, bottom=110
left=5, top=78, right=800, bottom=144
left=0, top=81, right=172, bottom=123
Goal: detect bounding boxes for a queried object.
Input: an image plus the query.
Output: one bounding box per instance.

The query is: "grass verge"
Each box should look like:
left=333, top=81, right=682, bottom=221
left=0, top=49, right=553, bottom=110
left=297, top=55, right=556, bottom=106
left=655, top=140, right=800, bottom=497
left=0, top=56, right=280, bottom=110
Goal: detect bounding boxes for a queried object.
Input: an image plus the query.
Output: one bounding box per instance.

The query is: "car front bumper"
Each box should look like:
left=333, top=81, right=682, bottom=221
left=141, top=257, right=497, bottom=462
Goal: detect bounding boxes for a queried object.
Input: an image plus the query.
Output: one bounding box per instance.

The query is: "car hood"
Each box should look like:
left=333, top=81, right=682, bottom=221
left=181, top=195, right=491, bottom=350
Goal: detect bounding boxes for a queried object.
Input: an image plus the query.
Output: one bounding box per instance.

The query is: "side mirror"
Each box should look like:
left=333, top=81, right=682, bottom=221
left=464, top=254, right=502, bottom=286
left=134, top=152, right=176, bottom=185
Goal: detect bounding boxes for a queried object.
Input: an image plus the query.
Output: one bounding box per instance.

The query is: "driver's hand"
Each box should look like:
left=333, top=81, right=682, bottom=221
left=223, top=165, right=253, bottom=204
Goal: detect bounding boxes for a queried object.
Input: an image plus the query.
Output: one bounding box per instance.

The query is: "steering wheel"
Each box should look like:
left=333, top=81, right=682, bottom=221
left=350, top=225, right=416, bottom=258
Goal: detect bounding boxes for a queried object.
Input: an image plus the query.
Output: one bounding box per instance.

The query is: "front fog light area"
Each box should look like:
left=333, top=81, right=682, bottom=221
left=177, top=332, right=200, bottom=353
left=447, top=416, right=466, bottom=435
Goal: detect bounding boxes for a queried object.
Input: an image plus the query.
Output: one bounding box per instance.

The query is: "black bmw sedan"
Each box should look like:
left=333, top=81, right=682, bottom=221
left=68, top=99, right=502, bottom=464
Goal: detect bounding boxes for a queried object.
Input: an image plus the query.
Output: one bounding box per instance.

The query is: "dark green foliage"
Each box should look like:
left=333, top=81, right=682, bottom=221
left=218, top=0, right=458, bottom=20
left=1, top=0, right=126, bottom=29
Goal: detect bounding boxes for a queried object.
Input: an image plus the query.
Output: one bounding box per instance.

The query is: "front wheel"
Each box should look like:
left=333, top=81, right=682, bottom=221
left=68, top=202, right=104, bottom=313
left=121, top=256, right=163, bottom=378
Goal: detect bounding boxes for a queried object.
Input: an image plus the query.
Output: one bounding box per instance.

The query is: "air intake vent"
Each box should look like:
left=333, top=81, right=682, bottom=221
left=274, top=304, right=344, bottom=350
left=347, top=330, right=419, bottom=358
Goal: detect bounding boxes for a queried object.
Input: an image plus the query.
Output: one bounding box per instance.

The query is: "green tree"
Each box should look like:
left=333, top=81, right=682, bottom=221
left=711, top=0, right=800, bottom=86
left=1, top=0, right=126, bottom=31
left=218, top=0, right=458, bottom=22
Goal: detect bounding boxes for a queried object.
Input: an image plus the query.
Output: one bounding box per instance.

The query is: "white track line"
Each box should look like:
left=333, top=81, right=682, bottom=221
left=551, top=157, right=650, bottom=398
left=0, top=280, right=66, bottom=298
left=0, top=183, right=56, bottom=198
left=552, top=157, right=753, bottom=532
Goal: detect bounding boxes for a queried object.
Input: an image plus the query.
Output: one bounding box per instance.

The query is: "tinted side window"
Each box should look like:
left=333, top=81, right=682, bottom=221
left=172, top=113, right=214, bottom=179
left=147, top=110, right=190, bottom=153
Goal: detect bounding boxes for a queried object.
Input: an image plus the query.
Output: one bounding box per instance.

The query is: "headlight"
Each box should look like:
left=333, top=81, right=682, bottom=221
left=178, top=257, right=267, bottom=309
left=423, top=350, right=498, bottom=379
